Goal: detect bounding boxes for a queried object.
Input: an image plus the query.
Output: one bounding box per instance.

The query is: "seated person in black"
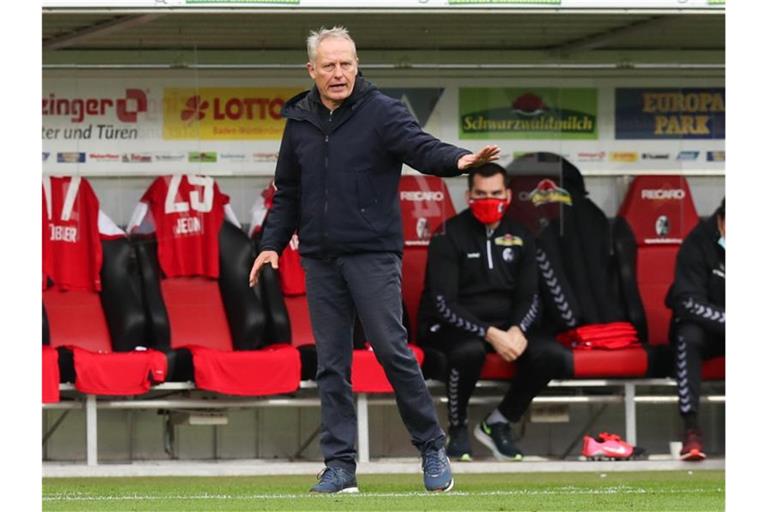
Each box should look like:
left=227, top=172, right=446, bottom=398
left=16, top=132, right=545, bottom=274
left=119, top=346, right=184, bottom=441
left=418, top=163, right=572, bottom=461
left=666, top=198, right=725, bottom=462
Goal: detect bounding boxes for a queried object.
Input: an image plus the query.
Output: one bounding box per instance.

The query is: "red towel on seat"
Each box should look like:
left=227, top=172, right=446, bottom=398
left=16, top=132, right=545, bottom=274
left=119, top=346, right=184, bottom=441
left=556, top=322, right=640, bottom=350
left=72, top=347, right=167, bottom=395
left=187, top=344, right=300, bottom=396
left=42, top=345, right=60, bottom=403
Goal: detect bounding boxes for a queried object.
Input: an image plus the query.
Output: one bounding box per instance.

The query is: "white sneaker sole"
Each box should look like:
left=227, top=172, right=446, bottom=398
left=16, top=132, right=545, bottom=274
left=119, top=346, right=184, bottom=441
left=473, top=424, right=523, bottom=462
left=309, top=486, right=360, bottom=494
left=426, top=478, right=454, bottom=493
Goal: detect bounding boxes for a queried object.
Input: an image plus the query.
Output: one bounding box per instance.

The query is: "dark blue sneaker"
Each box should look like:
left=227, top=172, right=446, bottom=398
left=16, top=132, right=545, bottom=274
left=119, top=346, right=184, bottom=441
left=474, top=420, right=524, bottom=461
left=422, top=445, right=454, bottom=492
left=309, top=467, right=359, bottom=494
left=446, top=425, right=473, bottom=462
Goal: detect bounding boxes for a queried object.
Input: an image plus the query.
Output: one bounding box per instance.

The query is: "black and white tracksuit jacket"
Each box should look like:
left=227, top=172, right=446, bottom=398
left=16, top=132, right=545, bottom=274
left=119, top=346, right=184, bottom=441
left=665, top=214, right=725, bottom=335
left=417, top=209, right=540, bottom=340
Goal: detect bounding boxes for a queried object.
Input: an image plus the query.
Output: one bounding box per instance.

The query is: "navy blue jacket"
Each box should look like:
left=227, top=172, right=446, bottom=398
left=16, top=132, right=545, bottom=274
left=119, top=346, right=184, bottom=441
left=259, top=76, right=471, bottom=258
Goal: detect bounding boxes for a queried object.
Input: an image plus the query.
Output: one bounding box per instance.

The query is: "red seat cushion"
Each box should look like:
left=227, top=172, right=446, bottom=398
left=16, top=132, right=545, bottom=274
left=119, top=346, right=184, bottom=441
left=72, top=347, right=167, bottom=395
left=572, top=347, right=648, bottom=378
left=42, top=345, right=60, bottom=404
left=187, top=344, right=301, bottom=396
left=284, top=295, right=316, bottom=347
left=161, top=278, right=233, bottom=351
left=702, top=356, right=725, bottom=380
left=635, top=246, right=680, bottom=345
left=43, top=288, right=112, bottom=353
left=352, top=344, right=424, bottom=393
left=480, top=353, right=518, bottom=380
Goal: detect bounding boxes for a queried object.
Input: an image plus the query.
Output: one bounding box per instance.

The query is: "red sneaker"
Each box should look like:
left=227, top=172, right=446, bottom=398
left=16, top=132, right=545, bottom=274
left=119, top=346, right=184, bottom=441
left=680, top=429, right=707, bottom=461
left=581, top=432, right=634, bottom=460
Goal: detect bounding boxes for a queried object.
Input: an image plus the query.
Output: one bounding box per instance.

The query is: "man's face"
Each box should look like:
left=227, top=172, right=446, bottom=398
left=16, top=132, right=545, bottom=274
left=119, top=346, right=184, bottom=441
left=466, top=173, right=510, bottom=203
left=307, top=37, right=358, bottom=110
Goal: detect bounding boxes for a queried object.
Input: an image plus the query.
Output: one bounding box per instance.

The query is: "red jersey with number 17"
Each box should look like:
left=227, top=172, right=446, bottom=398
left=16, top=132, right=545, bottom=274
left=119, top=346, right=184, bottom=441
left=141, top=175, right=230, bottom=279
left=42, top=176, right=103, bottom=292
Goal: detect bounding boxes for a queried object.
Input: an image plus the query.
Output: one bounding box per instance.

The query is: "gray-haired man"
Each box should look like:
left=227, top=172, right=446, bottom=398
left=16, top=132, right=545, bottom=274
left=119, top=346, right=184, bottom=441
left=250, top=26, right=500, bottom=493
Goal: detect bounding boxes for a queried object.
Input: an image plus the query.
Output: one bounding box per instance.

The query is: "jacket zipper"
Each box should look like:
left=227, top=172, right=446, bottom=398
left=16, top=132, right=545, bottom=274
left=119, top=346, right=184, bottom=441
left=486, top=227, right=494, bottom=270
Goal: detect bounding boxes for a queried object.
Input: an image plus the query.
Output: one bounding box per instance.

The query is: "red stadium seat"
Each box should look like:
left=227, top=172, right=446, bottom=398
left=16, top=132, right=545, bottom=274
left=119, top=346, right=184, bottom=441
left=613, top=176, right=721, bottom=380
left=42, top=176, right=167, bottom=397
left=132, top=175, right=300, bottom=396
left=615, top=175, right=699, bottom=345
left=398, top=175, right=457, bottom=339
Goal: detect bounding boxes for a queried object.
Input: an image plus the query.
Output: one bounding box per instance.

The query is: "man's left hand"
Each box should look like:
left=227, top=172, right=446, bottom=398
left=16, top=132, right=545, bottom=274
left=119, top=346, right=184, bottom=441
left=457, top=145, right=501, bottom=171
left=506, top=326, right=529, bottom=358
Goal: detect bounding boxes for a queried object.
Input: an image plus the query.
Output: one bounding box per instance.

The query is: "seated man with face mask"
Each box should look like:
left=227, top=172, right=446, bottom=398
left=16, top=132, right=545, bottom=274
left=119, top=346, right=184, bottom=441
left=665, top=198, right=725, bottom=462
left=417, top=163, right=572, bottom=461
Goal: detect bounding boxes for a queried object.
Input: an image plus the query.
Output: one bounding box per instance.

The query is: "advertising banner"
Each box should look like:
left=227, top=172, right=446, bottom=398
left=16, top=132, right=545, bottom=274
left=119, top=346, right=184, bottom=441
left=615, top=88, right=725, bottom=140
left=459, top=88, right=598, bottom=140
left=41, top=75, right=723, bottom=176
left=163, top=88, right=302, bottom=140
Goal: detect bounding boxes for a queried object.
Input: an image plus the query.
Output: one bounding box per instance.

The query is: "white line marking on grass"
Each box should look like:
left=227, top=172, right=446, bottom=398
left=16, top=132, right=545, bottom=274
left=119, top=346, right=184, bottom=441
left=43, top=487, right=723, bottom=502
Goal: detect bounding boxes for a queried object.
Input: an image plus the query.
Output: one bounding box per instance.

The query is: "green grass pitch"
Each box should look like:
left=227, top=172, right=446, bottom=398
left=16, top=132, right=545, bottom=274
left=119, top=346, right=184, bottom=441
left=43, top=470, right=724, bottom=511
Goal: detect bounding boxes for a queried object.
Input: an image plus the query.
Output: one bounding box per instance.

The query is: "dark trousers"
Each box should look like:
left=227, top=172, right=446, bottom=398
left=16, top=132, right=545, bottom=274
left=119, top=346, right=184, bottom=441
left=673, top=320, right=725, bottom=417
left=423, top=326, right=573, bottom=426
left=302, top=252, right=445, bottom=473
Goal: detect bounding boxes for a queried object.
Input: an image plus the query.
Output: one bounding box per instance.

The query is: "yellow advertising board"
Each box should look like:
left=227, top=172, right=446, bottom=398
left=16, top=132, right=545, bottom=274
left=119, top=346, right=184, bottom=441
left=163, top=87, right=303, bottom=140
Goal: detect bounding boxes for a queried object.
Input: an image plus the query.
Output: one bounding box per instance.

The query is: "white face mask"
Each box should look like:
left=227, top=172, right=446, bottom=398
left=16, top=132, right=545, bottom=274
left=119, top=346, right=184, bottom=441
left=718, top=236, right=725, bottom=250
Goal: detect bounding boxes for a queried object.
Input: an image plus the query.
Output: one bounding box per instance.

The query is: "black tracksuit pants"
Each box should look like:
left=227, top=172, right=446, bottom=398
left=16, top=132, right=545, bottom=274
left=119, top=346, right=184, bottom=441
left=672, top=320, right=725, bottom=417
left=422, top=325, right=573, bottom=427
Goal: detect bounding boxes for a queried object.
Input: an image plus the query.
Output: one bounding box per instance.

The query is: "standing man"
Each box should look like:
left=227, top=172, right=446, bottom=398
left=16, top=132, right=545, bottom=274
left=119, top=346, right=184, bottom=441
left=418, top=163, right=572, bottom=462
left=249, top=26, right=499, bottom=493
left=666, top=198, right=725, bottom=461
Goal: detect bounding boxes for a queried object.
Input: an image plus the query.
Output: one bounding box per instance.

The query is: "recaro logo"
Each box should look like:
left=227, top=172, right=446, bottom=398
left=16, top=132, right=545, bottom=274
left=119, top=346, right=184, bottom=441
left=641, top=189, right=686, bottom=200
left=400, top=191, right=444, bottom=202
left=42, top=89, right=148, bottom=123
left=180, top=94, right=285, bottom=122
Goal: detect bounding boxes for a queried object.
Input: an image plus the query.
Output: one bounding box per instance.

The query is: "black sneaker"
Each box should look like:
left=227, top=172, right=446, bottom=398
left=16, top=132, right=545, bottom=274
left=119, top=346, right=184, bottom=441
left=447, top=425, right=473, bottom=462
left=473, top=420, right=524, bottom=461
left=309, top=466, right=359, bottom=494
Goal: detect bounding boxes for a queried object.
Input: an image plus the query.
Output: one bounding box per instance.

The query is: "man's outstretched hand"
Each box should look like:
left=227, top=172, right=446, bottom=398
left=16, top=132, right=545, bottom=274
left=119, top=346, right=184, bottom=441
left=457, top=145, right=501, bottom=171
left=249, top=250, right=279, bottom=287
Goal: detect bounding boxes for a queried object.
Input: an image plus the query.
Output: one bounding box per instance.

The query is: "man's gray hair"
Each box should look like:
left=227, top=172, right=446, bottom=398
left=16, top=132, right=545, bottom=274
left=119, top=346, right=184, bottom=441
left=307, top=26, right=357, bottom=63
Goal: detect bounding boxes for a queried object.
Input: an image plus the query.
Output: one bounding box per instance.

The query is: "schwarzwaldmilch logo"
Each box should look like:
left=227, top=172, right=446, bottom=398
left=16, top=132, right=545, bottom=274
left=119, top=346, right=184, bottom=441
left=513, top=93, right=547, bottom=116
left=461, top=89, right=597, bottom=138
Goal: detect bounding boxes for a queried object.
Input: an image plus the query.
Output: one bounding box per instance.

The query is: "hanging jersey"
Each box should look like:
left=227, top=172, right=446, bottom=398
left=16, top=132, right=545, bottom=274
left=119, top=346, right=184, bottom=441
left=134, top=175, right=231, bottom=279
left=248, top=179, right=276, bottom=238
left=42, top=176, right=123, bottom=292
left=279, top=234, right=306, bottom=296
left=249, top=180, right=305, bottom=296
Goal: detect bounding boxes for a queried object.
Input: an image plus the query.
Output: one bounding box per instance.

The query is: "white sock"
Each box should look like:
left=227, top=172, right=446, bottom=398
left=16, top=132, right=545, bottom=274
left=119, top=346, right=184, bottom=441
left=485, top=408, right=509, bottom=425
